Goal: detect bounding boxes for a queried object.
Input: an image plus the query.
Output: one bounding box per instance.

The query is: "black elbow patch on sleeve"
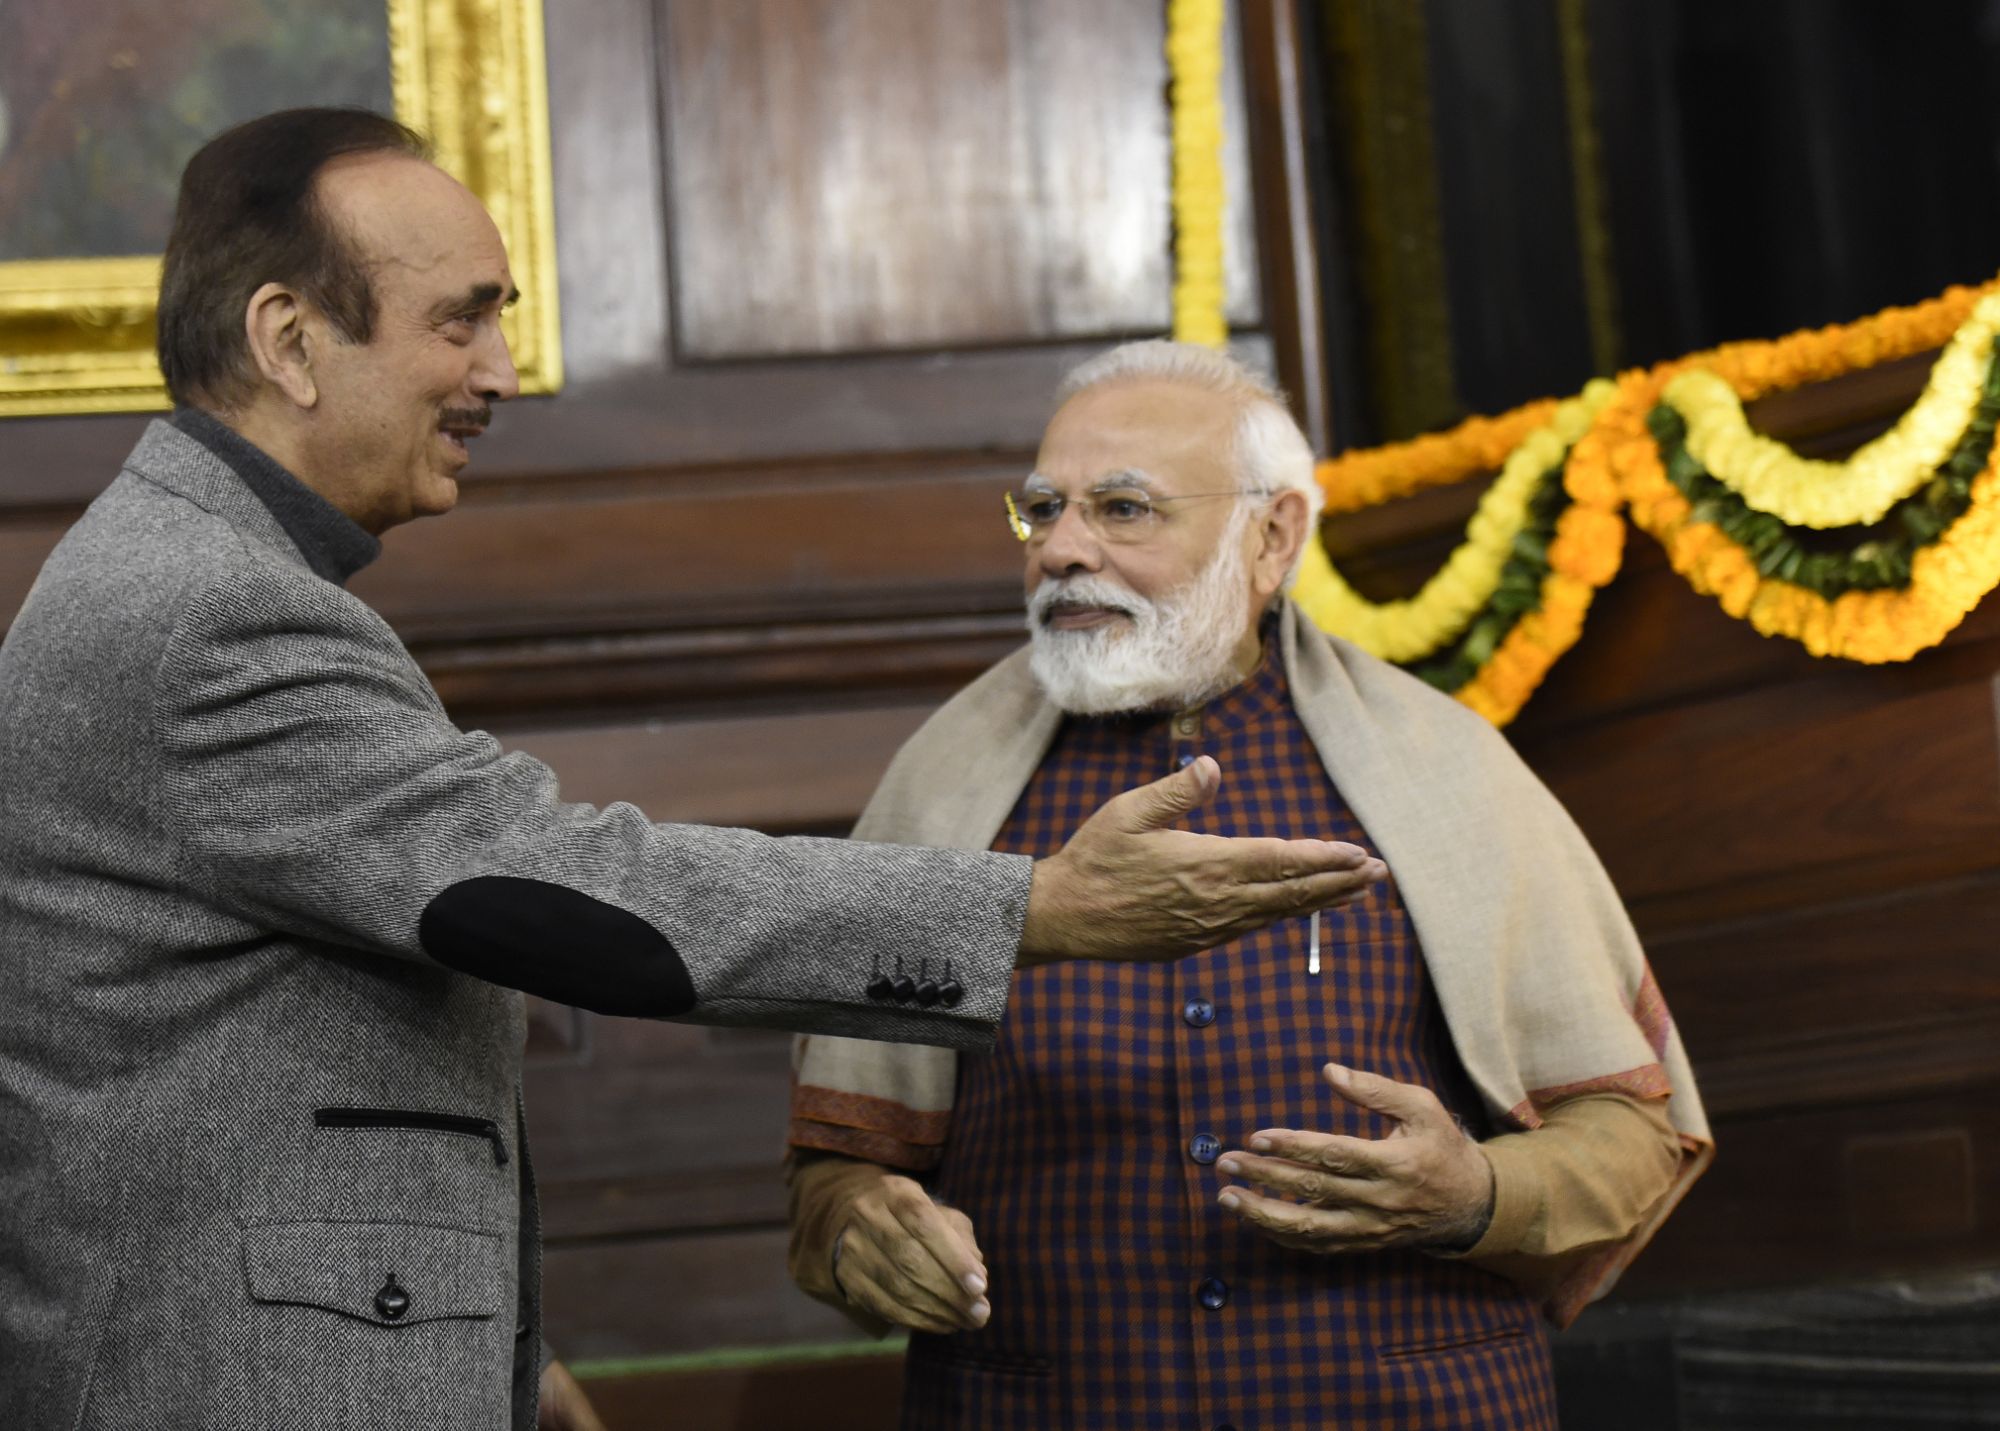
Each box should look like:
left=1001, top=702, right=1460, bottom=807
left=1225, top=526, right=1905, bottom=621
left=420, top=876, right=697, bottom=1017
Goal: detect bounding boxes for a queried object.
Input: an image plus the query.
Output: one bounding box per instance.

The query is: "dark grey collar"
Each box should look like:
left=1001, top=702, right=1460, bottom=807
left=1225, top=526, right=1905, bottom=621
left=170, top=408, right=380, bottom=586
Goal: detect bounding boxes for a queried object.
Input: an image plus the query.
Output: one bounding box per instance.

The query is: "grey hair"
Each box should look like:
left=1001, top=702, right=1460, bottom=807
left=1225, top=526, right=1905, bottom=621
left=1057, top=341, right=1323, bottom=579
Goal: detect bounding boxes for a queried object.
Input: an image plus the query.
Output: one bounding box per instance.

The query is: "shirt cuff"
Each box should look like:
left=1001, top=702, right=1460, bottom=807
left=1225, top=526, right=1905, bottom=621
left=1433, top=1141, right=1543, bottom=1261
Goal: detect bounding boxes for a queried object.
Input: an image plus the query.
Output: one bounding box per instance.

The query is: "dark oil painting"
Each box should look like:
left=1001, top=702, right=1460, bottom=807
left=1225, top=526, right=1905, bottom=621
left=0, top=0, right=393, bottom=262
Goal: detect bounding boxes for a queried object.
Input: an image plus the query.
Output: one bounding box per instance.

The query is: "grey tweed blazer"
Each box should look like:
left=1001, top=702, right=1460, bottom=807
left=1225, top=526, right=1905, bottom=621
left=0, top=421, right=1030, bottom=1429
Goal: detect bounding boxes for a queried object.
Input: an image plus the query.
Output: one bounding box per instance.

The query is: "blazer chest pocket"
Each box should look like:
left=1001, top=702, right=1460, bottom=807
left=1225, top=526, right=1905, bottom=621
left=241, top=1105, right=514, bottom=1232
left=313, top=1106, right=510, bottom=1166
left=242, top=1219, right=506, bottom=1327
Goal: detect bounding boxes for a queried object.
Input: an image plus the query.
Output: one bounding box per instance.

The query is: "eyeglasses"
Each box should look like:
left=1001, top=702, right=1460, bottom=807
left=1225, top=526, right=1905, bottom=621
left=1004, top=486, right=1269, bottom=543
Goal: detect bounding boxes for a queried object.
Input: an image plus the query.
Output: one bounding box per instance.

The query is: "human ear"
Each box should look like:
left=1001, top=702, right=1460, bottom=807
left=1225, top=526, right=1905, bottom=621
left=243, top=282, right=318, bottom=410
left=1255, top=488, right=1311, bottom=597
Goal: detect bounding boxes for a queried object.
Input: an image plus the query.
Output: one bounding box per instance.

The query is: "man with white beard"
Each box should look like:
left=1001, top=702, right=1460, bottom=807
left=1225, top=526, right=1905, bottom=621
left=785, top=342, right=1711, bottom=1431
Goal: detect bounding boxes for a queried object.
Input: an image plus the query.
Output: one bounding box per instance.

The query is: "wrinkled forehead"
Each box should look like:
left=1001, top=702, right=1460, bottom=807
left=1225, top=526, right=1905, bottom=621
left=1035, top=380, right=1239, bottom=493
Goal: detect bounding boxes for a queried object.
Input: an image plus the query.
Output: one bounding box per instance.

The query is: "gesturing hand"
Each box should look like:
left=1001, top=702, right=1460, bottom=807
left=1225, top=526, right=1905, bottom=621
left=1018, top=756, right=1388, bottom=967
left=1216, top=1063, right=1495, bottom=1254
left=832, top=1167, right=991, bottom=1334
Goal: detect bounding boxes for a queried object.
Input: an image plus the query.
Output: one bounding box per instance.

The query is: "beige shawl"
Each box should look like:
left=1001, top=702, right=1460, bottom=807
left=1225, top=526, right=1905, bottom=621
left=794, top=600, right=1711, bottom=1323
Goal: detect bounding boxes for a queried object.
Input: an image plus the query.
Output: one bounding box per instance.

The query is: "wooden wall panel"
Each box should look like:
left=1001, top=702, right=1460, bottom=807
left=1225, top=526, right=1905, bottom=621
left=1622, top=1081, right=2000, bottom=1297
left=544, top=1227, right=852, bottom=1357
left=361, top=456, right=1029, bottom=642
left=503, top=704, right=931, bottom=831
left=661, top=0, right=1260, bottom=359
left=1529, top=676, right=2000, bottom=925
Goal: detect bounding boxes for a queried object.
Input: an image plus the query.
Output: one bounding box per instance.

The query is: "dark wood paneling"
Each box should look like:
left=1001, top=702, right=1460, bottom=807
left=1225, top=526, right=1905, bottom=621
left=544, top=1226, right=854, bottom=1357
left=503, top=703, right=931, bottom=831
left=429, top=614, right=1021, bottom=729
left=660, top=0, right=1259, bottom=360
left=1241, top=0, right=1332, bottom=448
left=1622, top=1080, right=2000, bottom=1296
left=1529, top=674, right=2000, bottom=923
left=580, top=1351, right=904, bottom=1431
left=1649, top=872, right=2000, bottom=1108
left=361, top=455, right=1029, bottom=642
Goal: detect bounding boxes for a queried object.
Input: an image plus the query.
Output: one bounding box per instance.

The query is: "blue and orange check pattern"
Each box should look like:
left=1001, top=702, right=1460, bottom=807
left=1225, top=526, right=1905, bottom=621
left=896, top=632, right=1557, bottom=1430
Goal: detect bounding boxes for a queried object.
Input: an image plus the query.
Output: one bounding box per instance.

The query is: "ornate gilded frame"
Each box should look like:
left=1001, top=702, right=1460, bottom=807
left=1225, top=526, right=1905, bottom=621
left=0, top=0, right=562, bottom=418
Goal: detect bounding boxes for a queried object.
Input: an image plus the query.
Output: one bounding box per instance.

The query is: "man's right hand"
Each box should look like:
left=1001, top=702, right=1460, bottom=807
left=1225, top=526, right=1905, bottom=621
left=1018, top=755, right=1387, bottom=967
left=815, top=1162, right=991, bottom=1334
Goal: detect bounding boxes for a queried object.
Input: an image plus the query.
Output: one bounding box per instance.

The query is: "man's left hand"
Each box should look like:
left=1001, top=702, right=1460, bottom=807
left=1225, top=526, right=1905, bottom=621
left=539, top=1357, right=609, bottom=1431
left=1215, top=1063, right=1494, bottom=1254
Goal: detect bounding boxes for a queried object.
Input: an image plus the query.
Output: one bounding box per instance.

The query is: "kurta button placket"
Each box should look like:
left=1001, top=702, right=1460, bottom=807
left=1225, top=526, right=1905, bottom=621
left=1197, top=1276, right=1229, bottom=1310
left=1189, top=1132, right=1220, bottom=1164
left=1182, top=997, right=1215, bottom=1027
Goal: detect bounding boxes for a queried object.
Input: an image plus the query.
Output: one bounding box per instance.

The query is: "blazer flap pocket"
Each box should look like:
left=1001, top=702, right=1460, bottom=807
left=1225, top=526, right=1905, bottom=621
left=243, top=1220, right=506, bottom=1327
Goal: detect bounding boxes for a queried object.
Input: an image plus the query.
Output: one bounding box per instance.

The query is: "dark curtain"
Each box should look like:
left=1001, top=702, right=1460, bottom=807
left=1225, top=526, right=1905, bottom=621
left=1304, top=0, right=2000, bottom=450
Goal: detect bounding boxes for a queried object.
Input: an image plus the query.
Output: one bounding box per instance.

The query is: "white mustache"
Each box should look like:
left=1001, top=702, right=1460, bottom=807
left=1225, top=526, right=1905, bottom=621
left=1028, top=575, right=1148, bottom=627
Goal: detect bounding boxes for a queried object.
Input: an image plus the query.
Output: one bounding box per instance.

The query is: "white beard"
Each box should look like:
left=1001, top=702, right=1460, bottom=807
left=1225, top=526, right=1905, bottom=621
left=1026, top=521, right=1254, bottom=716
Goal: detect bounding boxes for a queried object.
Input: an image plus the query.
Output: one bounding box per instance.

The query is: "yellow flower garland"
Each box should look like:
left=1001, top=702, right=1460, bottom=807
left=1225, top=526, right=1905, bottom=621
left=1662, top=286, right=2000, bottom=528
left=1615, top=281, right=2000, bottom=661
left=1166, top=0, right=1227, bottom=348
left=1293, top=380, right=1617, bottom=663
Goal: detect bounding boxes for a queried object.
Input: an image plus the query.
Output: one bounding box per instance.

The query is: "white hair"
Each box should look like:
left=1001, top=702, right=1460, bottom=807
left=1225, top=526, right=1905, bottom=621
left=1057, top=340, right=1324, bottom=577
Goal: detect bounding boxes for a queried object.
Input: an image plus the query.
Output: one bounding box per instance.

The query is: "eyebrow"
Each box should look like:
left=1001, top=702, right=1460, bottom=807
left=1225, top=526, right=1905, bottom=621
left=430, top=282, right=521, bottom=320
left=1092, top=468, right=1162, bottom=495
left=1023, top=468, right=1163, bottom=495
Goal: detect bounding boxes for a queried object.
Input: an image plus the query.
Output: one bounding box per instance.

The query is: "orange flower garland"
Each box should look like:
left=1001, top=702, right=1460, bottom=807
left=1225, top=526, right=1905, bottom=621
left=1459, top=438, right=1627, bottom=724
left=1315, top=399, right=1560, bottom=516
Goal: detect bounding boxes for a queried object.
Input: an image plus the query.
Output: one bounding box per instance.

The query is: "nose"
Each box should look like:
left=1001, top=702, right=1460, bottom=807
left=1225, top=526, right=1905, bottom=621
left=474, top=323, right=521, bottom=404
left=1034, top=502, right=1104, bottom=580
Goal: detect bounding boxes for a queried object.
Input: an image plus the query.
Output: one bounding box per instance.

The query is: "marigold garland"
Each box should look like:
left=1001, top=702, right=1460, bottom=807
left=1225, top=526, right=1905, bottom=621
left=1613, top=281, right=2000, bottom=662
left=1161, top=0, right=2000, bottom=710
left=1166, top=0, right=1227, bottom=348
left=1313, top=399, right=1559, bottom=516
left=1293, top=381, right=1616, bottom=666
left=1661, top=287, right=2000, bottom=529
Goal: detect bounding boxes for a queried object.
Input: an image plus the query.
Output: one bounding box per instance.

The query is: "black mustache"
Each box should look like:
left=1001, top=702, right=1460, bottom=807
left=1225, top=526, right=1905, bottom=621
left=439, top=405, right=492, bottom=432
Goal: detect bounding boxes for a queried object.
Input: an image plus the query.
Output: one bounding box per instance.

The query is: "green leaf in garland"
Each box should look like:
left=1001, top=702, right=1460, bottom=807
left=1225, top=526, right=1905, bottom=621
left=1652, top=337, right=2000, bottom=598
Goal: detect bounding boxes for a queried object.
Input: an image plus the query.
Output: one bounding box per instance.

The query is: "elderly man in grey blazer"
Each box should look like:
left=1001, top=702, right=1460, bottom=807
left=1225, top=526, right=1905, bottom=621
left=0, top=110, right=1384, bottom=1430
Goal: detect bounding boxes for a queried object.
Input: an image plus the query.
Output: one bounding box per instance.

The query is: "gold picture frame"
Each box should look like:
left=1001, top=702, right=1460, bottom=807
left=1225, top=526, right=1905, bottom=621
left=0, top=0, right=562, bottom=418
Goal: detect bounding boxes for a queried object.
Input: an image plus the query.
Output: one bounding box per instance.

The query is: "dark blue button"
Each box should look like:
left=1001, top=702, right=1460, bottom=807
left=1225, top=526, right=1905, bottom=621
left=1183, top=998, right=1215, bottom=1027
left=1177, top=751, right=1197, bottom=768
left=1189, top=1133, right=1220, bottom=1165
left=1197, top=1277, right=1228, bottom=1310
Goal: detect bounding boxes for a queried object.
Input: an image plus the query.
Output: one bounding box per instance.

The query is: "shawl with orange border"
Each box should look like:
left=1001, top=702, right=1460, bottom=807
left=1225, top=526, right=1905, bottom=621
left=792, top=599, right=1711, bottom=1326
